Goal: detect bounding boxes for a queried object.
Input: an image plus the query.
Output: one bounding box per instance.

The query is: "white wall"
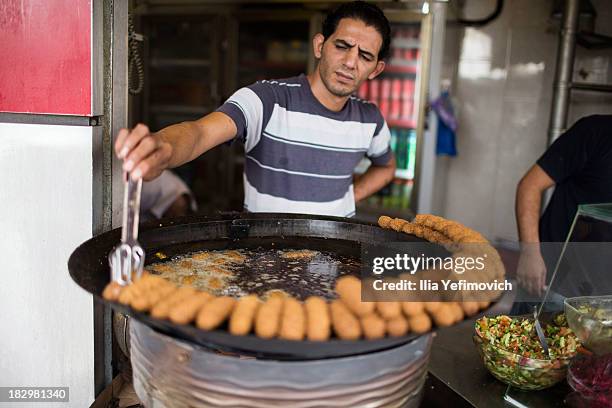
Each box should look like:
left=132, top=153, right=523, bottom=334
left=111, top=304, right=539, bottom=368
left=0, top=123, right=94, bottom=407
left=434, top=0, right=612, bottom=243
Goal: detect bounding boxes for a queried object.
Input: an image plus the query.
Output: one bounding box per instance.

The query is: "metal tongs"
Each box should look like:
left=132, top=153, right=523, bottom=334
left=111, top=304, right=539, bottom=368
left=533, top=306, right=551, bottom=358
left=108, top=172, right=145, bottom=285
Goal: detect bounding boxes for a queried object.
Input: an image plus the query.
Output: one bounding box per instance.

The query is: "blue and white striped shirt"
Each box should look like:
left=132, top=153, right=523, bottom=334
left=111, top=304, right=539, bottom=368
left=216, top=75, right=392, bottom=217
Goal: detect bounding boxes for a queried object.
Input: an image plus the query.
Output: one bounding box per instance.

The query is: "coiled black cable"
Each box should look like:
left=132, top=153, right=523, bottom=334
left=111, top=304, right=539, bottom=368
left=128, top=14, right=144, bottom=95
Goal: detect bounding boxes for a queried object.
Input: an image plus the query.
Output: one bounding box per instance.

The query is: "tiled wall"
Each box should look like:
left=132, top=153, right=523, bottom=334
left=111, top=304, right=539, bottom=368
left=433, top=0, right=612, bottom=243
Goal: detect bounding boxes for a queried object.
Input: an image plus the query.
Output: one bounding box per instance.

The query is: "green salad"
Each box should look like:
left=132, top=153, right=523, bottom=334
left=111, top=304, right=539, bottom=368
left=473, top=314, right=581, bottom=390
left=475, top=315, right=579, bottom=359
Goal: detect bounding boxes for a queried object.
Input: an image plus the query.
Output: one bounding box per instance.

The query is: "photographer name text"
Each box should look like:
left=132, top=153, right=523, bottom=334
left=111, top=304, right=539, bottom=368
left=371, top=279, right=513, bottom=291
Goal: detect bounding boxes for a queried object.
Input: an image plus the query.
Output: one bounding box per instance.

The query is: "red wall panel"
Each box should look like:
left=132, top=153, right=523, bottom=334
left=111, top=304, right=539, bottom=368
left=0, top=0, right=92, bottom=116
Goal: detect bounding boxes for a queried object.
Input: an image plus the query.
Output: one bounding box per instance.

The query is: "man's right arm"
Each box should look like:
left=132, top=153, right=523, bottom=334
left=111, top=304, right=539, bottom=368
left=515, top=164, right=555, bottom=295
left=114, top=111, right=237, bottom=180
left=516, top=164, right=555, bottom=243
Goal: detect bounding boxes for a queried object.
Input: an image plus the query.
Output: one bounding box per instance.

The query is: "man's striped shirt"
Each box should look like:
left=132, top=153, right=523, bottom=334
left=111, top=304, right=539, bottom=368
left=216, top=74, right=392, bottom=217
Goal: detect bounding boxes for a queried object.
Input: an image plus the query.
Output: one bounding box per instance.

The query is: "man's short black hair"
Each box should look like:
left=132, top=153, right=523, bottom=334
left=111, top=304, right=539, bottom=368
left=322, top=1, right=391, bottom=61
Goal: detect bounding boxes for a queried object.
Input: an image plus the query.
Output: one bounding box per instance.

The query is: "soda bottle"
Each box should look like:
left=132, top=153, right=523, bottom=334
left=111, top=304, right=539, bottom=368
left=379, top=79, right=391, bottom=119
left=369, top=80, right=379, bottom=106
left=357, top=82, right=368, bottom=99
left=407, top=130, right=417, bottom=179
left=390, top=79, right=402, bottom=120
left=390, top=128, right=397, bottom=153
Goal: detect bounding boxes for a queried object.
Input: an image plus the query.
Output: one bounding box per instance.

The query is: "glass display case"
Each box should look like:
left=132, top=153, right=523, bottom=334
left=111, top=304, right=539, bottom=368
left=354, top=10, right=432, bottom=221
left=504, top=203, right=612, bottom=407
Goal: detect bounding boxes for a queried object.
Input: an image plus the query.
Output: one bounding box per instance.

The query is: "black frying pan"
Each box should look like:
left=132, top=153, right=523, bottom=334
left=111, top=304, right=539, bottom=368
left=69, top=213, right=429, bottom=360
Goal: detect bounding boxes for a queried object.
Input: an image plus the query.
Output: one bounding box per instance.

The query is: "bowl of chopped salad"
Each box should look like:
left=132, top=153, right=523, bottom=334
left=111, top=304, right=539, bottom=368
left=564, top=296, right=612, bottom=354
left=473, top=314, right=580, bottom=390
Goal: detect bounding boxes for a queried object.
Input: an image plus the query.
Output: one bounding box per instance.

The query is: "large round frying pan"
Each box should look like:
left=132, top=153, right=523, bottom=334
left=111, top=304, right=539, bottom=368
left=69, top=213, right=429, bottom=360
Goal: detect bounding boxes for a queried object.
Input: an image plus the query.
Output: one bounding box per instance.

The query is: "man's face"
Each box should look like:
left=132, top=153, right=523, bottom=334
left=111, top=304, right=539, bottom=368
left=314, top=18, right=386, bottom=97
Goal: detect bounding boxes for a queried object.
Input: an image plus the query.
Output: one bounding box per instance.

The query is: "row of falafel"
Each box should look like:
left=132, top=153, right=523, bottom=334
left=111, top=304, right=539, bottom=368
left=100, top=213, right=504, bottom=340
left=103, top=273, right=491, bottom=341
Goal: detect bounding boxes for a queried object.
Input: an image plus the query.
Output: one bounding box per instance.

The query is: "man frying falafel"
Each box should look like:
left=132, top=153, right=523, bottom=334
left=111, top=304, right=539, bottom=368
left=115, top=1, right=396, bottom=217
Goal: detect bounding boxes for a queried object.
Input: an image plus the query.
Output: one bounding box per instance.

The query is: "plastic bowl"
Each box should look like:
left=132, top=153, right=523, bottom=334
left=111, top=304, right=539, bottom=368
left=473, top=317, right=574, bottom=391
left=564, top=296, right=612, bottom=354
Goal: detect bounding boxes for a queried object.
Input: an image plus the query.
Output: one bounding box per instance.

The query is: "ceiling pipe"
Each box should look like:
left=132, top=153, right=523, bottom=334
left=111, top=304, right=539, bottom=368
left=547, top=0, right=580, bottom=146
left=543, top=0, right=579, bottom=209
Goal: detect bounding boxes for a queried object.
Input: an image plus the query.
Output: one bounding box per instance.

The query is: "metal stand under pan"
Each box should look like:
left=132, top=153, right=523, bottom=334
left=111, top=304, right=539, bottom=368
left=130, top=320, right=432, bottom=408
